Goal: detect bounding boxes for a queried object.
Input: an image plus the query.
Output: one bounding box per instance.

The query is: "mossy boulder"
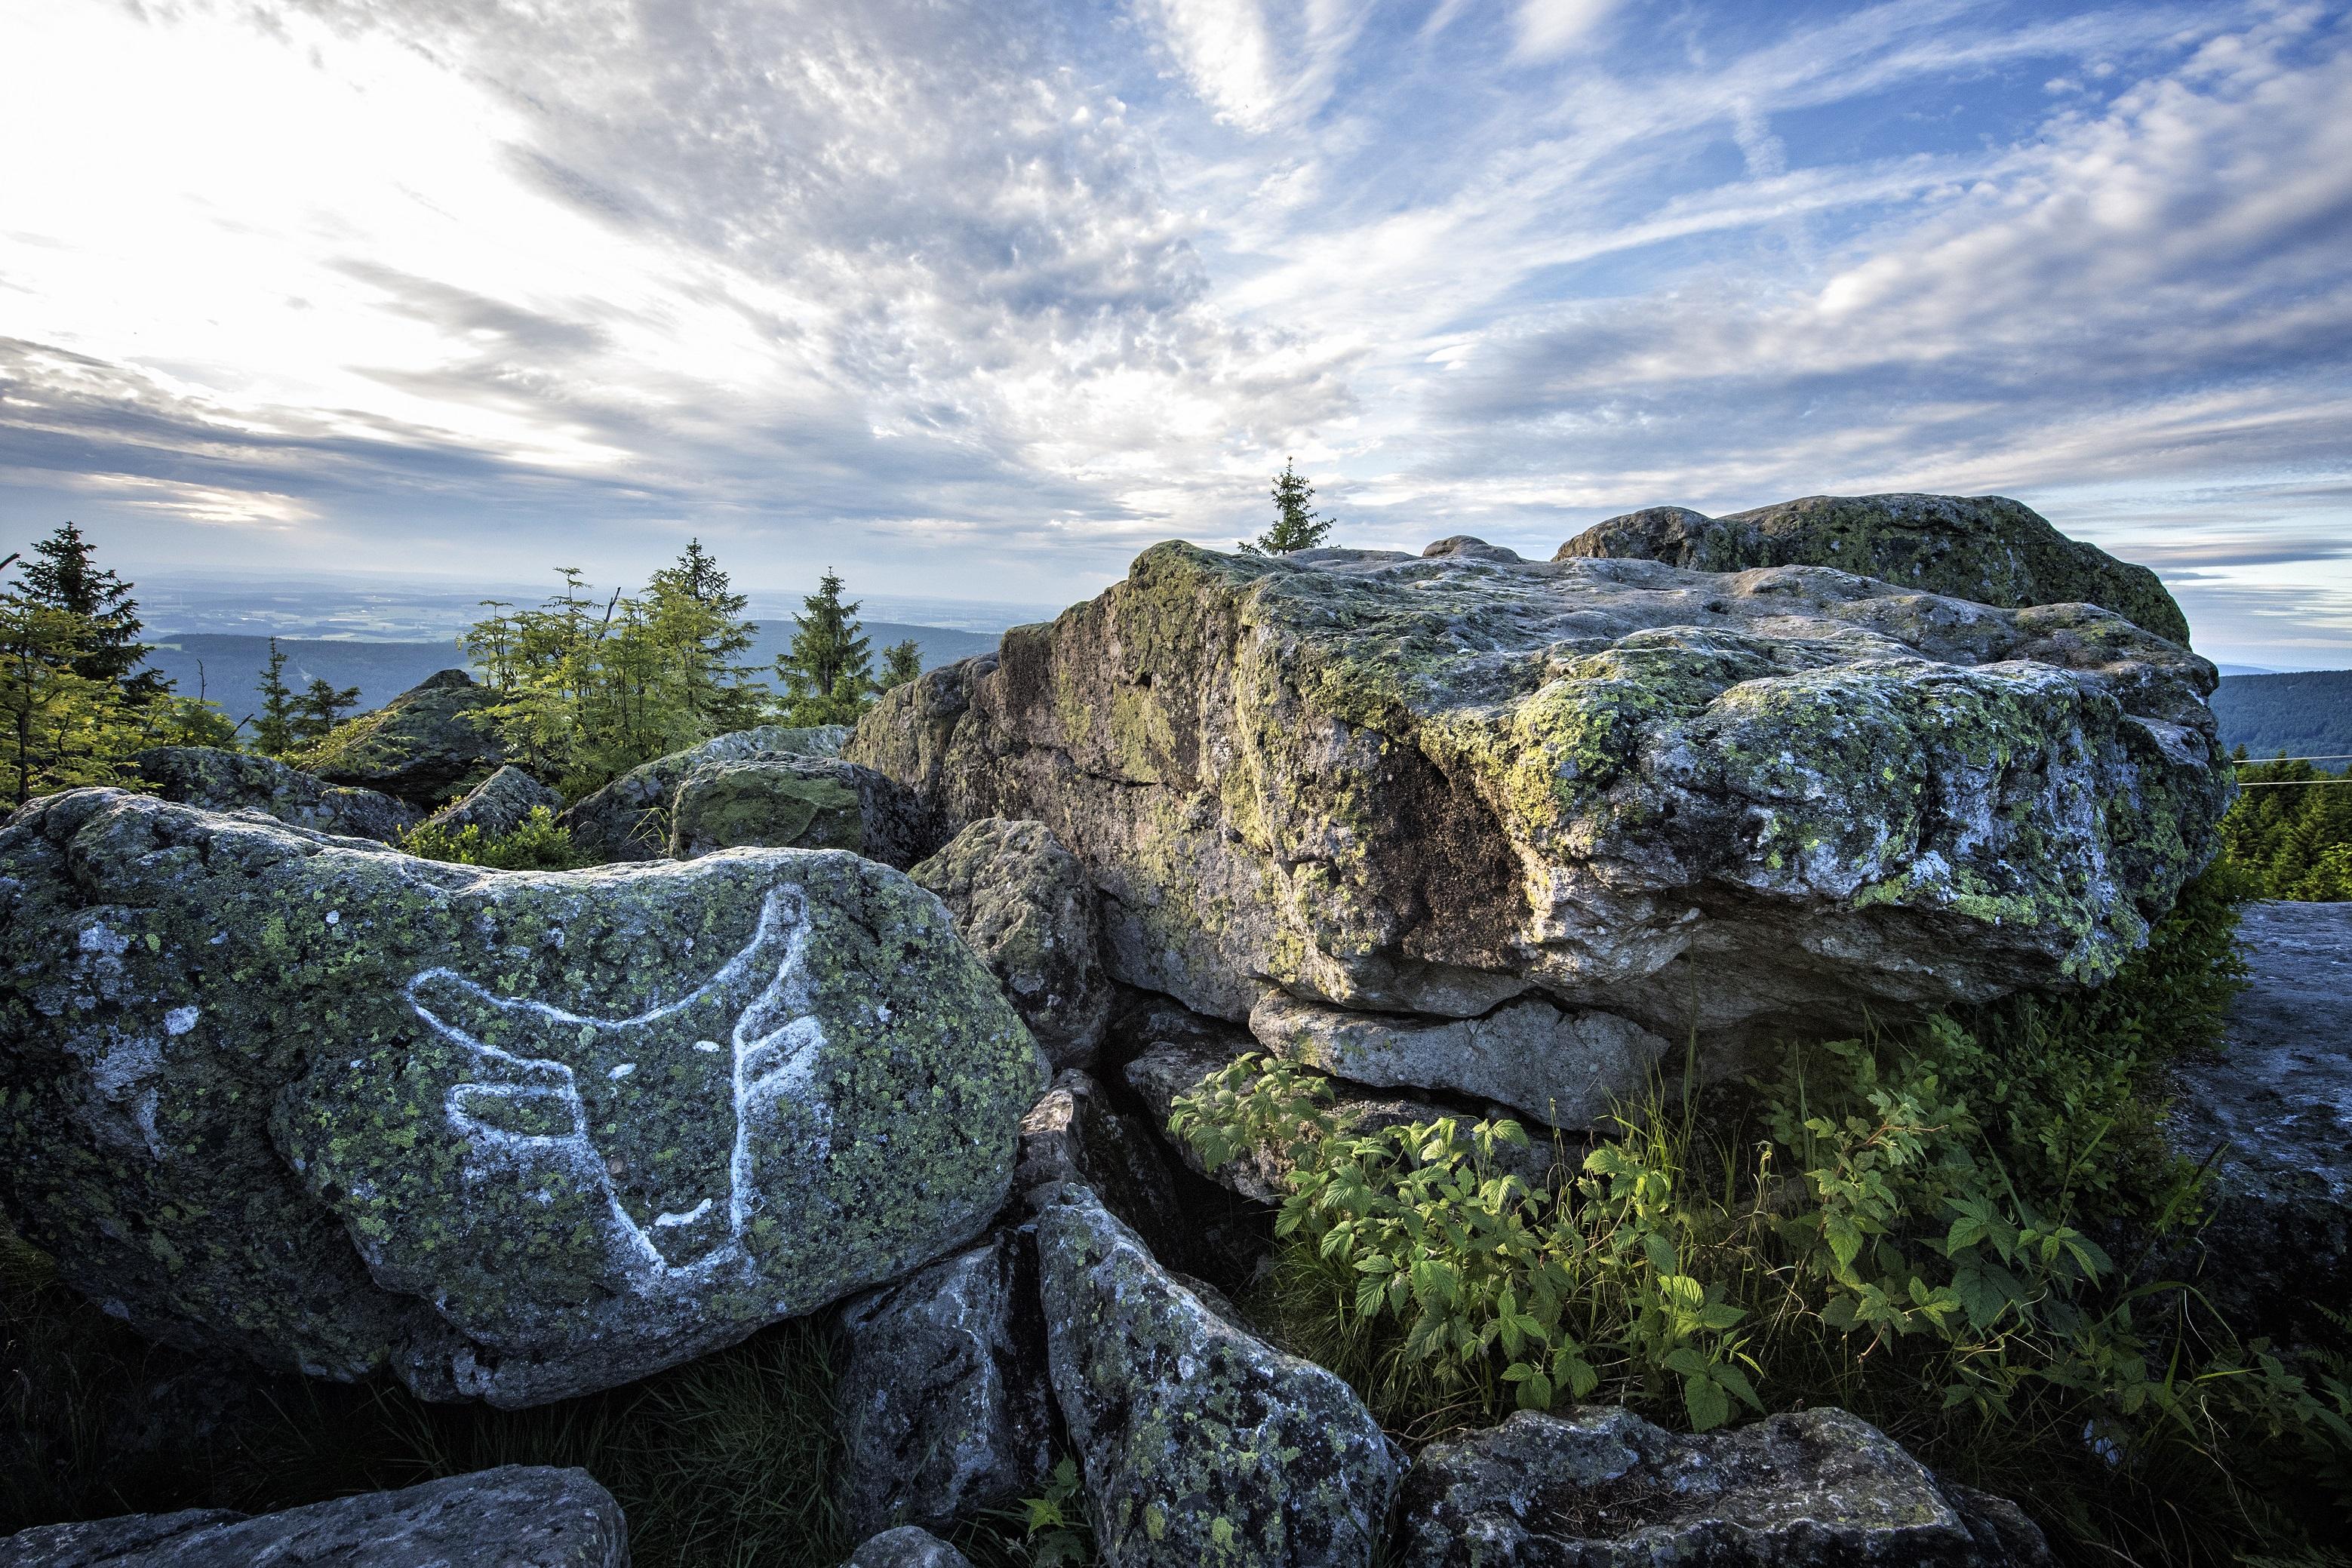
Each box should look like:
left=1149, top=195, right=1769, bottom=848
left=843, top=1528, right=976, bottom=1568
left=564, top=724, right=852, bottom=862
left=912, top=819, right=1111, bottom=1067
left=848, top=540, right=2228, bottom=1061
left=1557, top=493, right=2191, bottom=645
left=1035, top=1182, right=1397, bottom=1568
left=417, top=764, right=561, bottom=839
left=668, top=755, right=921, bottom=867
left=294, top=669, right=506, bottom=809
left=0, top=789, right=1046, bottom=1407
left=1392, top=1406, right=2045, bottom=1566
left=134, top=746, right=418, bottom=842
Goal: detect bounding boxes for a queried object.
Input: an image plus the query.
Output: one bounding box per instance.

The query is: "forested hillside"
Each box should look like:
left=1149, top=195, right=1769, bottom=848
left=2212, top=669, right=2352, bottom=761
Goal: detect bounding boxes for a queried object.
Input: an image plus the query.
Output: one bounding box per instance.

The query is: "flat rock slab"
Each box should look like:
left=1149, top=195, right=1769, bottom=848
left=850, top=540, right=2227, bottom=1064
left=0, top=789, right=1044, bottom=1407
left=1037, top=1182, right=1397, bottom=1567
left=1392, top=1407, right=2039, bottom=1566
left=2167, top=900, right=2352, bottom=1341
left=0, top=1465, right=626, bottom=1567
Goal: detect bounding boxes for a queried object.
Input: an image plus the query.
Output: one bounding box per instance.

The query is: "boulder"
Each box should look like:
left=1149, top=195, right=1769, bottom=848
left=833, top=1231, right=1056, bottom=1541
left=668, top=755, right=922, bottom=867
left=1016, top=1068, right=1191, bottom=1264
left=0, top=1465, right=627, bottom=1567
left=295, top=669, right=506, bottom=809
left=1557, top=493, right=2191, bottom=646
left=563, top=724, right=852, bottom=862
left=842, top=1527, right=976, bottom=1568
left=912, top=819, right=1112, bottom=1068
left=0, top=789, right=1046, bottom=1407
left=1391, top=1407, right=2045, bottom=1566
left=1249, top=990, right=1666, bottom=1129
left=2166, top=900, right=2352, bottom=1344
left=416, top=764, right=562, bottom=841
left=1035, top=1182, right=1397, bottom=1567
left=132, top=746, right=417, bottom=842
left=848, top=540, right=2227, bottom=1065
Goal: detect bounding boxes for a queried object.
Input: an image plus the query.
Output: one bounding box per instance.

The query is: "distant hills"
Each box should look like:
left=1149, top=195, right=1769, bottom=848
left=2212, top=669, right=2352, bottom=764
left=145, top=621, right=1002, bottom=727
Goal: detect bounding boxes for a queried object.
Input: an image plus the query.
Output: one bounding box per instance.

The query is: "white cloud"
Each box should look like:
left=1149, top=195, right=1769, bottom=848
left=1514, top=0, right=1615, bottom=61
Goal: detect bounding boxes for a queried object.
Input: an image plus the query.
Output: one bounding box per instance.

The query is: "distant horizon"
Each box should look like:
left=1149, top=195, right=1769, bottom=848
left=6, top=1, right=2350, bottom=670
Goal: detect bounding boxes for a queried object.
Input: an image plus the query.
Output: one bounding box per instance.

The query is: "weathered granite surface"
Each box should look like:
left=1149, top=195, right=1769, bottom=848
left=850, top=540, right=2227, bottom=1060
left=1391, top=1407, right=2043, bottom=1566
left=0, top=789, right=1045, bottom=1406
left=668, top=755, right=921, bottom=867
left=133, top=746, right=417, bottom=842
left=416, top=764, right=562, bottom=841
left=1036, top=1182, right=1397, bottom=1568
left=841, top=1526, right=975, bottom=1568
left=1557, top=493, right=2191, bottom=645
left=0, top=1465, right=627, bottom=1567
left=913, top=819, right=1112, bottom=1067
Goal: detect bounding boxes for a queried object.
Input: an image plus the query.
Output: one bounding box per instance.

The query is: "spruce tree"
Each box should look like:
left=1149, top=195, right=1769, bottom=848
left=16, top=522, right=170, bottom=698
left=254, top=638, right=298, bottom=756
left=878, top=638, right=923, bottom=693
left=293, top=676, right=361, bottom=742
left=776, top=570, right=873, bottom=725
left=1241, top=459, right=1333, bottom=555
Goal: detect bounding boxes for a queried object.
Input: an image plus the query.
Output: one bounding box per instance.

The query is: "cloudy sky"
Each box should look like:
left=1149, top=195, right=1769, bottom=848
left=3, top=0, right=2349, bottom=665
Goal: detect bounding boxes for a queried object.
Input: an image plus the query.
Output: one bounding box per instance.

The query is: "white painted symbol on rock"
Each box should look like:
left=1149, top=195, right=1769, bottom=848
left=404, top=886, right=829, bottom=1284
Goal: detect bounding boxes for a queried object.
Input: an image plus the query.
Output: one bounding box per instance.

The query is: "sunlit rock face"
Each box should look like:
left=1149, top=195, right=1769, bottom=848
left=0, top=790, right=1044, bottom=1407
left=850, top=539, right=2227, bottom=1074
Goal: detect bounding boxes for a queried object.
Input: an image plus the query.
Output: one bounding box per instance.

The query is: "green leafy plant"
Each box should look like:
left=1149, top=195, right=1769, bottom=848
left=398, top=806, right=591, bottom=871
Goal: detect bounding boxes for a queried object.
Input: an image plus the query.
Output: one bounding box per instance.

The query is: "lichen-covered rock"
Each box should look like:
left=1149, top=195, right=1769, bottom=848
left=913, top=819, right=1111, bottom=1067
left=849, top=540, right=2226, bottom=1057
left=2165, top=901, right=2352, bottom=1345
left=0, top=1465, right=627, bottom=1567
left=1036, top=1182, right=1397, bottom=1567
left=294, top=669, right=506, bottom=809
left=133, top=746, right=417, bottom=842
left=417, top=764, right=562, bottom=840
left=1391, top=1407, right=2041, bottom=1566
left=1016, top=1068, right=1191, bottom=1263
left=563, top=724, right=852, bottom=862
left=841, top=1526, right=976, bottom=1568
left=1249, top=991, right=1665, bottom=1129
left=833, top=1231, right=1055, bottom=1541
left=0, top=789, right=1046, bottom=1407
left=1557, top=493, right=2191, bottom=646
left=667, top=755, right=921, bottom=867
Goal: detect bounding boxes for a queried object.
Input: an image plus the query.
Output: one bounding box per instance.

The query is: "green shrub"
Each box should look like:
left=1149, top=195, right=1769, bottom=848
left=1171, top=865, right=2352, bottom=1564
left=398, top=806, right=591, bottom=871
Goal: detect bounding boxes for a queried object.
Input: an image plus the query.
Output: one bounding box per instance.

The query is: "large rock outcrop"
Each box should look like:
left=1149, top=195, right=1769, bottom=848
left=848, top=541, right=2227, bottom=1070
left=913, top=819, right=1113, bottom=1067
left=2166, top=900, right=2352, bottom=1344
left=0, top=1465, right=628, bottom=1568
left=295, top=669, right=506, bottom=809
left=0, top=789, right=1045, bottom=1407
left=1557, top=493, right=2191, bottom=646
left=1391, top=1407, right=2046, bottom=1566
left=133, top=746, right=417, bottom=842
left=563, top=725, right=851, bottom=862
left=1035, top=1182, right=1397, bottom=1567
